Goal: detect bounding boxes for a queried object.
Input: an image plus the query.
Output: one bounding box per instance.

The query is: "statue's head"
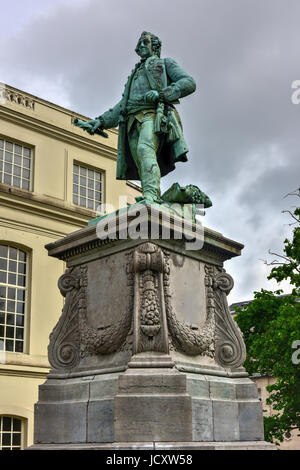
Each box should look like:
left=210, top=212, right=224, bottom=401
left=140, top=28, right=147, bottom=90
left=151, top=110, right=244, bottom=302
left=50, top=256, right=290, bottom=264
left=135, top=31, right=162, bottom=59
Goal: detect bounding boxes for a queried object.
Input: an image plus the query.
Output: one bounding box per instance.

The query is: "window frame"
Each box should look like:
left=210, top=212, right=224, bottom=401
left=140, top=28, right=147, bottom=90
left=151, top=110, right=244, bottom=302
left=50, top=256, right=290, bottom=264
left=72, top=161, right=104, bottom=212
left=0, top=243, right=31, bottom=355
left=0, top=415, right=26, bottom=450
left=0, top=135, right=34, bottom=192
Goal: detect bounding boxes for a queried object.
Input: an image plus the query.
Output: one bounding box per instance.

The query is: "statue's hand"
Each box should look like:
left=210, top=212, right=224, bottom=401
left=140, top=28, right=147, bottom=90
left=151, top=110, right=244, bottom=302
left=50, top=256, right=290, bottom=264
left=145, top=90, right=159, bottom=103
left=85, top=118, right=102, bottom=135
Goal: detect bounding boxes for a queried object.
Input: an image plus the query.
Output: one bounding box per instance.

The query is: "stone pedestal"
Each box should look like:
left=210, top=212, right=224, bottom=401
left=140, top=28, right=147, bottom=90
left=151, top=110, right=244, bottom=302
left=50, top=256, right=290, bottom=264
left=31, top=204, right=274, bottom=449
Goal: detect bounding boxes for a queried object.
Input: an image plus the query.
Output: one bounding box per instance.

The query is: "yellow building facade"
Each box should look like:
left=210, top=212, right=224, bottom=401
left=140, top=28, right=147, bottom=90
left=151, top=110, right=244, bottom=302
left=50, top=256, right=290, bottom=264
left=0, top=84, right=140, bottom=449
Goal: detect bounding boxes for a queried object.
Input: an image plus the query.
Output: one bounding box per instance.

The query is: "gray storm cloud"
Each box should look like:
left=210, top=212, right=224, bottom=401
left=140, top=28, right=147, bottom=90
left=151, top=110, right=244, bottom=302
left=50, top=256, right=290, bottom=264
left=0, top=0, right=299, bottom=302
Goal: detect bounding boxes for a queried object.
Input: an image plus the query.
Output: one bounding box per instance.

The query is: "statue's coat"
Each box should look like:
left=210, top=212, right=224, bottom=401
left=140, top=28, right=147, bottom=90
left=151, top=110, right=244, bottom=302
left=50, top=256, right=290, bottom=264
left=98, top=57, right=196, bottom=181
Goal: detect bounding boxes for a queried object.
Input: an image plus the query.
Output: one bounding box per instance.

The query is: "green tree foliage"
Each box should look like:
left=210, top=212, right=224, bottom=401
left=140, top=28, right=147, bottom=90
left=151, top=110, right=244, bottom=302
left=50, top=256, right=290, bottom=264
left=234, top=189, right=300, bottom=444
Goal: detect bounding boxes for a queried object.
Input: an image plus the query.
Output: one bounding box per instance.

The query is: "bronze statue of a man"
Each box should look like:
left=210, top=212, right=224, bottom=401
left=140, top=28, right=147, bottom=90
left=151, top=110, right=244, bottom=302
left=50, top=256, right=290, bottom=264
left=79, top=31, right=196, bottom=203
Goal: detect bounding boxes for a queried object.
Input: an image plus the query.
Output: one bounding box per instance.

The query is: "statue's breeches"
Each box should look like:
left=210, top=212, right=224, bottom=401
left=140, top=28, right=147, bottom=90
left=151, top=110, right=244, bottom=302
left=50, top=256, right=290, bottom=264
left=128, top=113, right=161, bottom=200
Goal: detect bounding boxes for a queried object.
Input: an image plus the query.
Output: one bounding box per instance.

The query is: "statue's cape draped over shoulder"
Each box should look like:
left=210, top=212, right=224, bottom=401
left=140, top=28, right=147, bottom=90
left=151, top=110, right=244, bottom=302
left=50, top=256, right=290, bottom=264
left=99, top=57, right=196, bottom=181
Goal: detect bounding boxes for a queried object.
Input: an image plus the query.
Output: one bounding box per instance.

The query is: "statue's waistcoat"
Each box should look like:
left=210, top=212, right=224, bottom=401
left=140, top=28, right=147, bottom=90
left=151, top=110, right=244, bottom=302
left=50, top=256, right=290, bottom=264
left=144, top=57, right=167, bottom=91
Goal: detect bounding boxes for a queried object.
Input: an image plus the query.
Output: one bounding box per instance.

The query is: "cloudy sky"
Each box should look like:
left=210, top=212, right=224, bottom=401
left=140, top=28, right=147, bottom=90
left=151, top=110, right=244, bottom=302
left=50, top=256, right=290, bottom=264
left=1, top=0, right=299, bottom=303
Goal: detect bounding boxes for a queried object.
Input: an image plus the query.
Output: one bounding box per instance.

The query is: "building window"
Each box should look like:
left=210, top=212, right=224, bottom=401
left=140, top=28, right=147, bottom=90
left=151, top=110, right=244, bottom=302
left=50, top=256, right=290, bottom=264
left=73, top=163, right=102, bottom=211
left=0, top=416, right=22, bottom=450
left=0, top=245, right=27, bottom=353
left=0, top=138, right=32, bottom=191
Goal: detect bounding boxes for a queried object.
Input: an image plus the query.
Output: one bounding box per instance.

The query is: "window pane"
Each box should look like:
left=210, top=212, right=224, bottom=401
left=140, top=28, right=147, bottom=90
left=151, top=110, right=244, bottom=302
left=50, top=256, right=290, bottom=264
left=6, top=340, right=14, bottom=351
left=6, top=314, right=15, bottom=325
left=7, top=288, right=15, bottom=299
left=15, top=341, right=23, bottom=352
left=7, top=301, right=15, bottom=313
left=17, top=290, right=25, bottom=301
left=0, top=246, right=8, bottom=257
left=9, top=248, right=18, bottom=260
left=18, top=263, right=26, bottom=274
left=8, top=261, right=17, bottom=273
left=14, top=145, right=22, bottom=155
left=22, top=180, right=30, bottom=190
left=17, top=275, right=25, bottom=287
left=6, top=326, right=14, bottom=338
left=15, top=328, right=23, bottom=340
left=14, top=155, right=22, bottom=166
left=23, top=158, right=30, bottom=169
left=13, top=419, right=21, bottom=432
left=2, top=417, right=11, bottom=431
left=16, top=315, right=24, bottom=327
left=4, top=163, right=12, bottom=173
left=4, top=174, right=11, bottom=184
left=0, top=259, right=7, bottom=270
left=8, top=273, right=16, bottom=285
left=2, top=433, right=11, bottom=446
left=22, top=169, right=30, bottom=179
left=16, top=302, right=24, bottom=314
left=6, top=142, right=13, bottom=151
left=18, top=252, right=26, bottom=262
left=13, top=166, right=21, bottom=176
left=12, top=433, right=21, bottom=446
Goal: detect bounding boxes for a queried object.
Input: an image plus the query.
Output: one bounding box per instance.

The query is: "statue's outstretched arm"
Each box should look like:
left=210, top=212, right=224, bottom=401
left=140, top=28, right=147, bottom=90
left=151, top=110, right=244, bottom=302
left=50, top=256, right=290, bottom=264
left=73, top=100, right=122, bottom=137
left=95, top=100, right=122, bottom=129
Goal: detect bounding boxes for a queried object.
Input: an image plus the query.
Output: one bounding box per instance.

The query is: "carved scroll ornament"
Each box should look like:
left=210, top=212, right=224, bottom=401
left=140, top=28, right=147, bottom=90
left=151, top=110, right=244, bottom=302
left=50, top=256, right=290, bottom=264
left=213, top=270, right=246, bottom=369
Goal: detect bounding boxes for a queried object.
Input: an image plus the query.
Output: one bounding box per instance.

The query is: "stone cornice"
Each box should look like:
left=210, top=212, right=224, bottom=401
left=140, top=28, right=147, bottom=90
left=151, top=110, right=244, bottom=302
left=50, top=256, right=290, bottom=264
left=0, top=367, right=48, bottom=380
left=0, top=183, right=94, bottom=228
left=0, top=82, right=117, bottom=137
left=45, top=204, right=244, bottom=264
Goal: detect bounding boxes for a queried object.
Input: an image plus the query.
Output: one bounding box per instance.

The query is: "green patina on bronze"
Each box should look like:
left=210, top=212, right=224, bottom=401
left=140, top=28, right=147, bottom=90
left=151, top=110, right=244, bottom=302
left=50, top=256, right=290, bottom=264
left=74, top=31, right=211, bottom=209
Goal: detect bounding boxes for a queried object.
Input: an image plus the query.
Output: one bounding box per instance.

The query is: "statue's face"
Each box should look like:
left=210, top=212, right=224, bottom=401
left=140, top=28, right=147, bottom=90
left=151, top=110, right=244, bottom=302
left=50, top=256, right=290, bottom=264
left=136, top=34, right=153, bottom=59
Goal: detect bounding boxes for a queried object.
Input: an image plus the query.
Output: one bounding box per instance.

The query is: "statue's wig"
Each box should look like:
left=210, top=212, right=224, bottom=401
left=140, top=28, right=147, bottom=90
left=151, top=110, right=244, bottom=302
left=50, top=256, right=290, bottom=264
left=135, top=31, right=162, bottom=57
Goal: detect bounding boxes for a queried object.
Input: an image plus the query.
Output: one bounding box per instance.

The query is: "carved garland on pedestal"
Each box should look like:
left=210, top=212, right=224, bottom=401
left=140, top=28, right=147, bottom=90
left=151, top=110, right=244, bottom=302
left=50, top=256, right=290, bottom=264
left=48, top=254, right=134, bottom=370
left=162, top=251, right=246, bottom=369
left=163, top=251, right=215, bottom=357
left=78, top=254, right=133, bottom=356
